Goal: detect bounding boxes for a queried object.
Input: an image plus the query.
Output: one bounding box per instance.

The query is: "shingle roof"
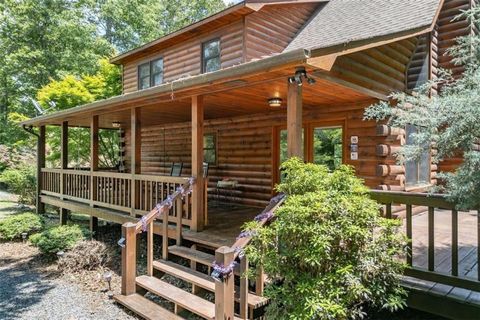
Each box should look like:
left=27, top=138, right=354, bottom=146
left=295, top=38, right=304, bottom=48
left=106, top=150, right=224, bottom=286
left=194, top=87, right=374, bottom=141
left=285, top=0, right=442, bottom=52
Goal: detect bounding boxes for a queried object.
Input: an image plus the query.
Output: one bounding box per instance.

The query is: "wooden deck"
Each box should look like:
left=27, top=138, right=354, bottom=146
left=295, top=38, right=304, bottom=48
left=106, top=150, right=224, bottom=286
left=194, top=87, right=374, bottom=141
left=404, top=208, right=480, bottom=319
left=183, top=202, right=260, bottom=248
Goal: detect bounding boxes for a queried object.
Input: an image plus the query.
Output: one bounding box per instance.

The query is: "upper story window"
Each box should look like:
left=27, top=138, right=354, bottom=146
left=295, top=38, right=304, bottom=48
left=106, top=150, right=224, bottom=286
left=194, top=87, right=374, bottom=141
left=138, top=58, right=164, bottom=90
left=405, top=125, right=431, bottom=187
left=202, top=39, right=220, bottom=73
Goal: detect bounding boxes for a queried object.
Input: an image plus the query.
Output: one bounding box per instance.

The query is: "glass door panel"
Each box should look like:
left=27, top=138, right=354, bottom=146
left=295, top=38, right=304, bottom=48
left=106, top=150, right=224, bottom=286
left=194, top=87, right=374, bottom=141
left=312, top=127, right=343, bottom=170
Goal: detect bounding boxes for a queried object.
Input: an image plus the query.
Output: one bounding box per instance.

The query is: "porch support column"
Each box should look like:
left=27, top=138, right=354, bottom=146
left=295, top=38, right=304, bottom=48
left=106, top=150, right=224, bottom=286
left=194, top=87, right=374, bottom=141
left=130, top=108, right=141, bottom=216
left=36, top=126, right=46, bottom=215
left=191, top=96, right=204, bottom=232
left=90, top=115, right=99, bottom=236
left=287, top=78, right=303, bottom=158
left=60, top=121, right=69, bottom=225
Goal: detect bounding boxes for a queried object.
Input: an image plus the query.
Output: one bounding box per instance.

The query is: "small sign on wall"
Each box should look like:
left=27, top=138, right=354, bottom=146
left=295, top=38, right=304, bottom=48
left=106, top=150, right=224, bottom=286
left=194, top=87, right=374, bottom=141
left=350, top=136, right=359, bottom=160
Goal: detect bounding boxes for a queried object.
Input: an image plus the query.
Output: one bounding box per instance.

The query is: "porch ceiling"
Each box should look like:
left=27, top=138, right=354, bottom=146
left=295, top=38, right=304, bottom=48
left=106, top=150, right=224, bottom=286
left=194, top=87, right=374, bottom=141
left=29, top=73, right=379, bottom=129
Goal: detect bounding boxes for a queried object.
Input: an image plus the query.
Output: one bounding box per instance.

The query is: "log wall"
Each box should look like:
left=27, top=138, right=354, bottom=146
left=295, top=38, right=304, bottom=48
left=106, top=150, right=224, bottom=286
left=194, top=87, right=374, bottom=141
left=244, top=3, right=319, bottom=61
left=435, top=0, right=476, bottom=172
left=123, top=100, right=415, bottom=207
left=331, top=38, right=417, bottom=94
left=122, top=20, right=244, bottom=94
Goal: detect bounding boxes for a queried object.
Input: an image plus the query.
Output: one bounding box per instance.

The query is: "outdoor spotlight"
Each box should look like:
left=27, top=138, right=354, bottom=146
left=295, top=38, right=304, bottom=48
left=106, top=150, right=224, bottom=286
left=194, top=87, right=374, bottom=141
left=21, top=232, right=28, bottom=243
left=307, top=77, right=316, bottom=85
left=268, top=98, right=283, bottom=108
left=103, top=271, right=113, bottom=291
left=112, top=121, right=121, bottom=128
left=56, top=251, right=64, bottom=258
left=288, top=68, right=316, bottom=87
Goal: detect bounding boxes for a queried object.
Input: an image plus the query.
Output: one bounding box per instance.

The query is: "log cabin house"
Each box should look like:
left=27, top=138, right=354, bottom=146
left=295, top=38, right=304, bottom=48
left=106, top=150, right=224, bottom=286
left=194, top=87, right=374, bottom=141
left=21, top=0, right=480, bottom=319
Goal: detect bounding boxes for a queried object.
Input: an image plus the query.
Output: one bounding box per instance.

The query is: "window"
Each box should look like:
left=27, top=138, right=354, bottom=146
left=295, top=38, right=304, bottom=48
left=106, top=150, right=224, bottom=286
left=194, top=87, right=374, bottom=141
left=204, top=133, right=217, bottom=165
left=405, top=125, right=431, bottom=187
left=202, top=39, right=221, bottom=73
left=138, top=58, right=164, bottom=90
left=312, top=127, right=343, bottom=171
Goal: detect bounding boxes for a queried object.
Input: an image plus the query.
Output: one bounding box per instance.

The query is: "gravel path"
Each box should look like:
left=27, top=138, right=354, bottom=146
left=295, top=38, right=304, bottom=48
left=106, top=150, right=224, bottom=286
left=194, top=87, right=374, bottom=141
left=0, top=243, right=136, bottom=320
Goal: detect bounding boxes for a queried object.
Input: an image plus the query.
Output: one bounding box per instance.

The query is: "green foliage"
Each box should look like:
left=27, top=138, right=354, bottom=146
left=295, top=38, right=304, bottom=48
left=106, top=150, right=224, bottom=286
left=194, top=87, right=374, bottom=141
left=0, top=165, right=37, bottom=204
left=244, top=158, right=407, bottom=320
left=0, top=213, right=44, bottom=240
left=29, top=224, right=90, bottom=255
left=364, top=7, right=480, bottom=210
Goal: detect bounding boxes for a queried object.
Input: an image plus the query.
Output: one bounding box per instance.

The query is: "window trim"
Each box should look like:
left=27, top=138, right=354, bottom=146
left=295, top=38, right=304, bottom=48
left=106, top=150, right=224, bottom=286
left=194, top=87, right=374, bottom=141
left=137, top=57, right=164, bottom=90
left=201, top=38, right=221, bottom=74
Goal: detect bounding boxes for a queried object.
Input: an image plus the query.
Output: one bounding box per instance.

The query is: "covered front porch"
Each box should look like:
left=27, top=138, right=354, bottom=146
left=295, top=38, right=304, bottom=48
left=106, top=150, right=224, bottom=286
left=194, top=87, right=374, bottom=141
left=30, top=59, right=379, bottom=245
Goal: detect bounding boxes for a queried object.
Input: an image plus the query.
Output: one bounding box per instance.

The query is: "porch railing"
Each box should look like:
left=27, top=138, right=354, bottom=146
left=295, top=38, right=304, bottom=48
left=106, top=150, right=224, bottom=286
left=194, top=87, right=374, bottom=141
left=121, top=178, right=193, bottom=296
left=214, top=193, right=286, bottom=319
left=371, top=190, right=480, bottom=292
left=40, top=168, right=192, bottom=226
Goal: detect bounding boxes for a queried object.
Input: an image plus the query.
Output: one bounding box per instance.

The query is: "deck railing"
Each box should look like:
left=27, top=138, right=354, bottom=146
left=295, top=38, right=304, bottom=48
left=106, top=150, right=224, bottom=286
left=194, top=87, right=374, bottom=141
left=40, top=168, right=192, bottom=226
left=120, top=178, right=193, bottom=296
left=214, top=194, right=286, bottom=319
left=371, top=190, right=480, bottom=292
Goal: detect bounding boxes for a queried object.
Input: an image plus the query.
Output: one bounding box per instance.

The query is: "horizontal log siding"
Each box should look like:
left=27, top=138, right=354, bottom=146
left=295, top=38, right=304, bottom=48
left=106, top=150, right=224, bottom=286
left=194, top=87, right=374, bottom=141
left=123, top=101, right=409, bottom=207
left=436, top=0, right=475, bottom=173
left=244, top=3, right=318, bottom=61
left=122, top=21, right=244, bottom=94
left=331, top=38, right=417, bottom=94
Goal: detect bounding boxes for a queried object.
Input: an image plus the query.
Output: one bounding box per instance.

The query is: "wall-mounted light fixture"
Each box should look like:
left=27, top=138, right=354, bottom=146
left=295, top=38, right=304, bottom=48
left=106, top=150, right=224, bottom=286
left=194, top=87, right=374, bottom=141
left=112, top=121, right=121, bottom=128
left=268, top=98, right=283, bottom=108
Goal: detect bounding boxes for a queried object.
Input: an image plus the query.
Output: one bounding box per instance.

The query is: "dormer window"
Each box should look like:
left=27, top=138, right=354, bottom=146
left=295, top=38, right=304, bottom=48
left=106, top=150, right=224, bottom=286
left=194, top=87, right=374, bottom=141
left=202, top=39, right=220, bottom=73
left=138, top=58, right=164, bottom=90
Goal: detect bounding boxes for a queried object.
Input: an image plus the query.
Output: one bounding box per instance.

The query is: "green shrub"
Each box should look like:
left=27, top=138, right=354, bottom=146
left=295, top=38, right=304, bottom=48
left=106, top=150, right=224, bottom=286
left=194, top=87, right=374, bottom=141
left=0, top=213, right=44, bottom=240
left=29, top=225, right=90, bottom=255
left=244, top=158, right=407, bottom=320
left=0, top=165, right=36, bottom=205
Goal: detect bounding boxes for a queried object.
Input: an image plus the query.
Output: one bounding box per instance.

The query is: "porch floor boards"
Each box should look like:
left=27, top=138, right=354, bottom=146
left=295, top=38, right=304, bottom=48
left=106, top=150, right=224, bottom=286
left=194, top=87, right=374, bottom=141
left=183, top=202, right=261, bottom=248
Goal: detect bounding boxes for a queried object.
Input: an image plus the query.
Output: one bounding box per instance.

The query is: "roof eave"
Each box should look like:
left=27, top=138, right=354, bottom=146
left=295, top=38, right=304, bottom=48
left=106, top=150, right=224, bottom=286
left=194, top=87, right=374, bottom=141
left=21, top=48, right=312, bottom=127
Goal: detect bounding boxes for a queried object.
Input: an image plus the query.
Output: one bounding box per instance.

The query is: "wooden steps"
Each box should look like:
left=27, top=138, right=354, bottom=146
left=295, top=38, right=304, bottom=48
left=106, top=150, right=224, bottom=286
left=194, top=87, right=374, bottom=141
left=168, top=245, right=215, bottom=266
left=153, top=259, right=268, bottom=308
left=136, top=275, right=217, bottom=319
left=114, top=293, right=183, bottom=320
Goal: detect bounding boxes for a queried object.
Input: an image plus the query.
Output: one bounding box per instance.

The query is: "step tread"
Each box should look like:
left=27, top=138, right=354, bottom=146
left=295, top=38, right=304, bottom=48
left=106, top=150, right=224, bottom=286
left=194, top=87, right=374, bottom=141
left=114, top=293, right=183, bottom=320
left=168, top=245, right=215, bottom=266
left=136, top=275, right=216, bottom=319
left=154, top=259, right=269, bottom=308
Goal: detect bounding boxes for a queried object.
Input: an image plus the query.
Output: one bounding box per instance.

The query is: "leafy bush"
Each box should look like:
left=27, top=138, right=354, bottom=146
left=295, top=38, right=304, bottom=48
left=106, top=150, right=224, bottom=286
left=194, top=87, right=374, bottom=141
left=30, top=225, right=90, bottom=255
left=0, top=213, right=44, bottom=240
left=0, top=165, right=37, bottom=205
left=58, top=240, right=110, bottom=273
left=244, top=158, right=407, bottom=320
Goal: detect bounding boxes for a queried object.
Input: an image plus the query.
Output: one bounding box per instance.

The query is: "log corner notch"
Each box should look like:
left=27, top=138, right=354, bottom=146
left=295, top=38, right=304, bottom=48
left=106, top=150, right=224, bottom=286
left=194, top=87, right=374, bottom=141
left=376, top=124, right=405, bottom=137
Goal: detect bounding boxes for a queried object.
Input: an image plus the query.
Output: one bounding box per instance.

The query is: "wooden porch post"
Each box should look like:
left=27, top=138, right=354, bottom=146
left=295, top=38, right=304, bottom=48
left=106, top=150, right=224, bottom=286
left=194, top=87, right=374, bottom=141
left=287, top=78, right=303, bottom=158
left=131, top=108, right=141, bottom=216
left=191, top=96, right=204, bottom=232
left=121, top=222, right=137, bottom=296
left=215, top=246, right=235, bottom=319
left=90, top=115, right=99, bottom=235
left=60, top=121, right=69, bottom=225
left=36, top=126, right=46, bottom=215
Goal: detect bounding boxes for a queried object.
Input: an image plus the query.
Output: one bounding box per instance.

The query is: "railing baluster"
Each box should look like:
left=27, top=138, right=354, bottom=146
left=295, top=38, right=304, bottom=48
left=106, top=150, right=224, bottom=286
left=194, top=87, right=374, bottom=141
left=428, top=206, right=435, bottom=272
left=477, top=210, right=480, bottom=281
left=239, top=256, right=248, bottom=319
left=406, top=204, right=413, bottom=267
left=176, top=197, right=182, bottom=245
left=386, top=203, right=392, bottom=219
left=163, top=208, right=169, bottom=260
left=147, top=221, right=153, bottom=276
left=452, top=209, right=458, bottom=276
